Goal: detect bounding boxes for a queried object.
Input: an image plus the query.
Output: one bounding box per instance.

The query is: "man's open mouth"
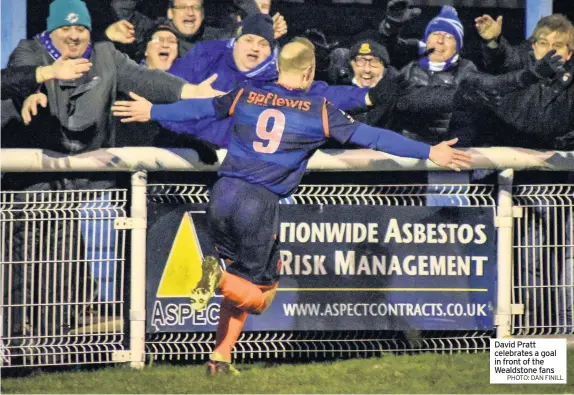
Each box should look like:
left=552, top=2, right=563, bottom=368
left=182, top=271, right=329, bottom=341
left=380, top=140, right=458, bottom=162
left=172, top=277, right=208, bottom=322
left=159, top=51, right=170, bottom=61
left=247, top=54, right=259, bottom=61
left=183, top=19, right=196, bottom=27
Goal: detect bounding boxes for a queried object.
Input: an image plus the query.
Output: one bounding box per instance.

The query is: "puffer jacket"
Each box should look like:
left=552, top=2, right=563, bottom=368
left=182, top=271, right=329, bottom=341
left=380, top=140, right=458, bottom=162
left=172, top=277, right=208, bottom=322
left=388, top=58, right=477, bottom=145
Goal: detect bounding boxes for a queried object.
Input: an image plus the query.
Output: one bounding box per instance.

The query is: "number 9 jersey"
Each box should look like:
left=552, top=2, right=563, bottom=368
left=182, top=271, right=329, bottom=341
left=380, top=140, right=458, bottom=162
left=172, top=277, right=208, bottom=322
left=213, top=83, right=360, bottom=197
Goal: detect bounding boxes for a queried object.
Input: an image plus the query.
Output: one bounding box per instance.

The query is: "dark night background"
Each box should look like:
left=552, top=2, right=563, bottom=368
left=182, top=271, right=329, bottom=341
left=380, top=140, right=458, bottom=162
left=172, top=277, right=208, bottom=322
left=23, top=0, right=574, bottom=68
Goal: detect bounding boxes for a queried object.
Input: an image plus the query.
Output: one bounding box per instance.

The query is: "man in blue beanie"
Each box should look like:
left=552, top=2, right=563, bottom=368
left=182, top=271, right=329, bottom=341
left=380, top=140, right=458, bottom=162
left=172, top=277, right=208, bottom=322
left=420, top=5, right=464, bottom=71
left=387, top=6, right=478, bottom=146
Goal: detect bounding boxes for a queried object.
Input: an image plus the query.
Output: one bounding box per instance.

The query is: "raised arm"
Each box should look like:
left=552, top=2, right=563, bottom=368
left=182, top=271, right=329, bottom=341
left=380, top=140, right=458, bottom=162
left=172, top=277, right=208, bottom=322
left=475, top=14, right=530, bottom=73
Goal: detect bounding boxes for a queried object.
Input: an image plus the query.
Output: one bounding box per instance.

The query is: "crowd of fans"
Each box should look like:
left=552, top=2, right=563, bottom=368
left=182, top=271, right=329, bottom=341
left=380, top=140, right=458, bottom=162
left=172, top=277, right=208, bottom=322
left=1, top=0, right=572, bottom=333
left=2, top=0, right=573, bottom=153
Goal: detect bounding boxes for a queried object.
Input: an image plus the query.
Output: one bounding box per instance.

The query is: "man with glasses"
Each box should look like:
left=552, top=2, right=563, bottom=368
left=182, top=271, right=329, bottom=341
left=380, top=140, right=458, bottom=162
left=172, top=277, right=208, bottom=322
left=350, top=40, right=389, bottom=88
left=458, top=14, right=574, bottom=332
left=388, top=6, right=477, bottom=146
left=106, top=0, right=283, bottom=62
left=339, top=40, right=400, bottom=130
left=476, top=12, right=572, bottom=75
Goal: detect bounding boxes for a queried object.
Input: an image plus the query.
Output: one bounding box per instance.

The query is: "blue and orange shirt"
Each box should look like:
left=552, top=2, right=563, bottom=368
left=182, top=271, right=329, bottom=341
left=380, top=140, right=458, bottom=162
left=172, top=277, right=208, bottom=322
left=151, top=83, right=431, bottom=197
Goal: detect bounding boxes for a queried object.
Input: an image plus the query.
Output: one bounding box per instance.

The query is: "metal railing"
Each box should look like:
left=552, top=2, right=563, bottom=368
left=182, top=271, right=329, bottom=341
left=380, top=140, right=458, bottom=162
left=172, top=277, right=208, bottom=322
left=1, top=189, right=127, bottom=367
left=1, top=147, right=573, bottom=368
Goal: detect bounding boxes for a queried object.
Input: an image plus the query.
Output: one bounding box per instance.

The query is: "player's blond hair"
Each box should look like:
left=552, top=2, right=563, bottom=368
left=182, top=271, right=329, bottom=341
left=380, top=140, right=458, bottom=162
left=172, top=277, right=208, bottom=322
left=278, top=37, right=316, bottom=73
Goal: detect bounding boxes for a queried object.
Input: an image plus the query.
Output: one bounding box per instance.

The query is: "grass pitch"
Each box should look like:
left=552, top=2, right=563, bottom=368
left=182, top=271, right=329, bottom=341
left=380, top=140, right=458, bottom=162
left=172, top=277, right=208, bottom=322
left=2, top=352, right=573, bottom=394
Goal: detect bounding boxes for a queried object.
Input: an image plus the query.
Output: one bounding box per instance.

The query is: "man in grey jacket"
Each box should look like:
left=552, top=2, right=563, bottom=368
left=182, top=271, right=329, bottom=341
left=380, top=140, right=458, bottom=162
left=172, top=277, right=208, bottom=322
left=6, top=0, right=220, bottom=154
left=2, top=0, right=221, bottom=337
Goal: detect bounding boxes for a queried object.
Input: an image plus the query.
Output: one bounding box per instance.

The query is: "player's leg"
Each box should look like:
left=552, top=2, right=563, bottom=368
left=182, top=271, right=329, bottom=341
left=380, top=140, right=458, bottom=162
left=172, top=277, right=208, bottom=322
left=206, top=180, right=281, bottom=375
left=190, top=256, right=223, bottom=311
left=207, top=297, right=246, bottom=376
left=251, top=230, right=281, bottom=315
left=251, top=283, right=278, bottom=315
left=190, top=178, right=237, bottom=311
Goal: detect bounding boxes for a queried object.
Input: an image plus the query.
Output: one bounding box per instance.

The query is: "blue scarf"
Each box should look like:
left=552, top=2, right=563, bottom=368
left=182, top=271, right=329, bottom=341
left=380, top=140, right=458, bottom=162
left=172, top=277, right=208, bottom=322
left=417, top=40, right=459, bottom=72
left=36, top=30, right=93, bottom=60
left=224, top=38, right=279, bottom=82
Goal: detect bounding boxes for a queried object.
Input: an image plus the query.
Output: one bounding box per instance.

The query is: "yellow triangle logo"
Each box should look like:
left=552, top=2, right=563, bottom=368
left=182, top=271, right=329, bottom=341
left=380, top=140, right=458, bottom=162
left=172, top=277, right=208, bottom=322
left=156, top=212, right=204, bottom=297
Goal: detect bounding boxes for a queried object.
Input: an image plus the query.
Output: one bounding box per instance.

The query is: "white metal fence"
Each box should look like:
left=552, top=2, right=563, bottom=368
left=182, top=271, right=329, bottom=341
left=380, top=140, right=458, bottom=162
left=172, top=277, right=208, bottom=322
left=1, top=189, right=127, bottom=367
left=512, top=184, right=574, bottom=336
left=1, top=147, right=573, bottom=368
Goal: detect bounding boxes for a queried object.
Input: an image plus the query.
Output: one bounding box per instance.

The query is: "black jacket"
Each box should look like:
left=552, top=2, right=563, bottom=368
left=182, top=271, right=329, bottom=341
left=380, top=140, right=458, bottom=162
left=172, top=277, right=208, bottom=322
left=388, top=58, right=478, bottom=145
left=1, top=66, right=39, bottom=101
left=457, top=59, right=574, bottom=150
left=480, top=36, right=533, bottom=74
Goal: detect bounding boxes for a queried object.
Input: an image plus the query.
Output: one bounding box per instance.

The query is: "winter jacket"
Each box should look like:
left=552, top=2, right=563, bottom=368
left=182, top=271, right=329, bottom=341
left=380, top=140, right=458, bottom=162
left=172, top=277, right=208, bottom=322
left=1, top=66, right=39, bottom=101
left=6, top=39, right=186, bottom=154
left=480, top=36, right=533, bottom=74
left=456, top=59, right=574, bottom=150
left=388, top=58, right=478, bottom=145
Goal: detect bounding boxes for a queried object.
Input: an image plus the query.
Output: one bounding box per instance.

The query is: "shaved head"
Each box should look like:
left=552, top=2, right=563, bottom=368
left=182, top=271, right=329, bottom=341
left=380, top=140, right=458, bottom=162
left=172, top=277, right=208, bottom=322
left=278, top=37, right=316, bottom=73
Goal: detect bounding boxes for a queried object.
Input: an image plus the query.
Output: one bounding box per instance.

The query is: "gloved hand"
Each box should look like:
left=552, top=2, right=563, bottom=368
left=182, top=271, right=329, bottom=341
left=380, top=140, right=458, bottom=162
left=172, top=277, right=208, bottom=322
left=529, top=50, right=566, bottom=79
left=327, top=48, right=352, bottom=85
left=233, top=0, right=261, bottom=16
left=379, top=0, right=422, bottom=36
left=386, top=0, right=421, bottom=24
left=458, top=77, right=502, bottom=111
left=367, top=69, right=400, bottom=107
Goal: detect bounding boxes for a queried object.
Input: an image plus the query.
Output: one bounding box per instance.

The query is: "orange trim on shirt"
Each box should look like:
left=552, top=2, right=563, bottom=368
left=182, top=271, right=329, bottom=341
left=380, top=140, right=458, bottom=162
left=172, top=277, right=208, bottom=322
left=322, top=100, right=330, bottom=137
left=229, top=88, right=245, bottom=116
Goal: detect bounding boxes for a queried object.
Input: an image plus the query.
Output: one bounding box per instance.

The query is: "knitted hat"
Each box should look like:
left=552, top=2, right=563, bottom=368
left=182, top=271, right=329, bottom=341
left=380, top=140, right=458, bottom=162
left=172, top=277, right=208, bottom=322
left=423, top=6, right=463, bottom=50
left=47, top=0, right=92, bottom=32
left=144, top=24, right=178, bottom=45
left=136, top=24, right=179, bottom=62
left=350, top=40, right=390, bottom=66
left=238, top=13, right=275, bottom=46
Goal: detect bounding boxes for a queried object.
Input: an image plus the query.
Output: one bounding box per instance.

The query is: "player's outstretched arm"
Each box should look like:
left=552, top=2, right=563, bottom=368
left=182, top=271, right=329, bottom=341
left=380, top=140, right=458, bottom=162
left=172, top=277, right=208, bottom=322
left=346, top=123, right=471, bottom=171
left=112, top=93, right=216, bottom=123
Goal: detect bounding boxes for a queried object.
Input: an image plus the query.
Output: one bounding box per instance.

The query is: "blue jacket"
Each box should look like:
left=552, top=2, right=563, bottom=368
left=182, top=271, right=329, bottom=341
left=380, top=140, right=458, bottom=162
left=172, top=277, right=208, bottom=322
left=164, top=39, right=369, bottom=147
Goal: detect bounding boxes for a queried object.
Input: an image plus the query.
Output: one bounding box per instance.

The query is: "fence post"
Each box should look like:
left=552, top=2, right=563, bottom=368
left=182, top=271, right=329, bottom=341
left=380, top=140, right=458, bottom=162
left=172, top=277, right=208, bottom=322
left=130, top=170, right=147, bottom=368
left=496, top=169, right=514, bottom=338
